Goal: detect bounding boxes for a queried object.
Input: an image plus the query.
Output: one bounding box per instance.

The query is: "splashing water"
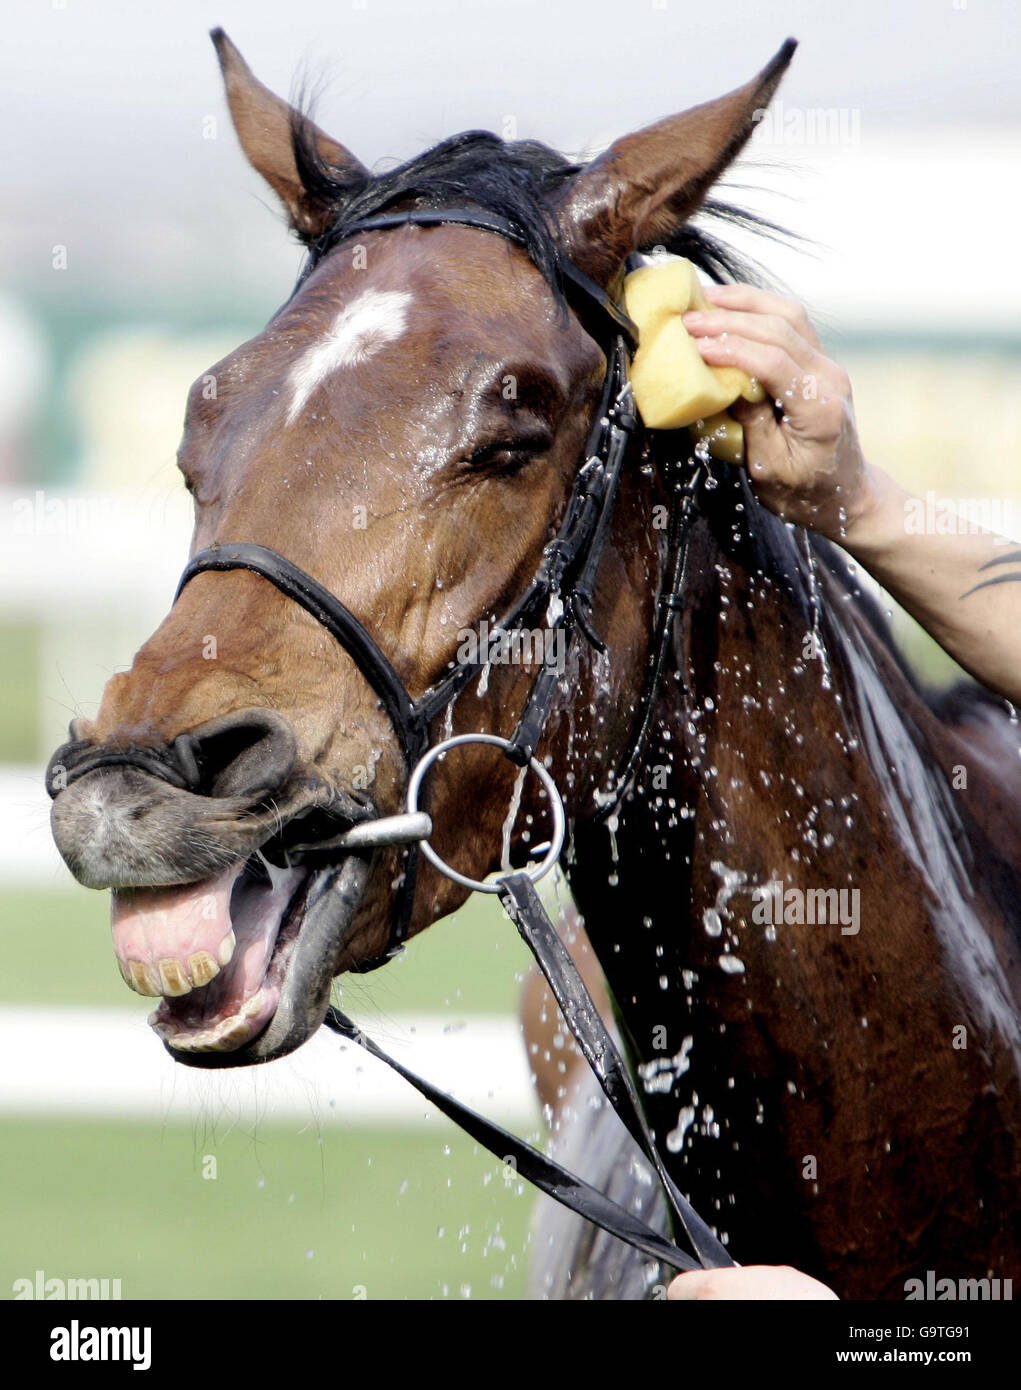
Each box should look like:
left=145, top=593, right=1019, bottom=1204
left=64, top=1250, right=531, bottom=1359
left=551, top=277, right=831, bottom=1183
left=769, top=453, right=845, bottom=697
left=666, top=1104, right=697, bottom=1153
left=604, top=811, right=621, bottom=886
left=639, top=1036, right=694, bottom=1094
left=703, top=859, right=747, bottom=937
left=500, top=764, right=528, bottom=873
left=802, top=530, right=833, bottom=692
left=605, top=812, right=620, bottom=865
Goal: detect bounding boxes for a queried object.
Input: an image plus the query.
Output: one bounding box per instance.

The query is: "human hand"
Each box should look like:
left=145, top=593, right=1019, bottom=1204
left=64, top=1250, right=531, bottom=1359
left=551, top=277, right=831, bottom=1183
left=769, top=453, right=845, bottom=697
left=682, top=284, right=876, bottom=543
left=668, top=1264, right=839, bottom=1300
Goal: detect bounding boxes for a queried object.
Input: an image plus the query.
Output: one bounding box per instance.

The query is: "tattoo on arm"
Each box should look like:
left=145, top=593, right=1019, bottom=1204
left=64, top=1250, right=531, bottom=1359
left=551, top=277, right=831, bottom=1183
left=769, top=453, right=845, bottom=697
left=959, top=550, right=1021, bottom=600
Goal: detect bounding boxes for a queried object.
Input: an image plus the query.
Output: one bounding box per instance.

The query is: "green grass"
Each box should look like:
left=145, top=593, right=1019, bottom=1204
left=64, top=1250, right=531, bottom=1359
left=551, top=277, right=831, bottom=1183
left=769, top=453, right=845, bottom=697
left=0, top=886, right=533, bottom=1016
left=0, top=882, right=545, bottom=1302
left=0, top=1117, right=532, bottom=1300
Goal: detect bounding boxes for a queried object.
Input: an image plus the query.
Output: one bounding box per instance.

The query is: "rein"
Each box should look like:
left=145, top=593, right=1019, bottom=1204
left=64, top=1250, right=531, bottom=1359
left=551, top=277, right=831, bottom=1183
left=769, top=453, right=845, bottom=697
left=171, top=207, right=729, bottom=1276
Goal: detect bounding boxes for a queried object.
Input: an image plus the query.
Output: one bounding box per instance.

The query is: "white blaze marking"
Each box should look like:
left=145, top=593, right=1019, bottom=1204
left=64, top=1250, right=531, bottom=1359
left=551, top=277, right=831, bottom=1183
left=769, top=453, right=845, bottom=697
left=286, top=288, right=412, bottom=423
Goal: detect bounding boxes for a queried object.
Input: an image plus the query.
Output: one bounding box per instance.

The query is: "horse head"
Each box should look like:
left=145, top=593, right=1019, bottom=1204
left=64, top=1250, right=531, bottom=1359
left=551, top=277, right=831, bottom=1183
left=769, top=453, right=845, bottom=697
left=47, top=30, right=794, bottom=1066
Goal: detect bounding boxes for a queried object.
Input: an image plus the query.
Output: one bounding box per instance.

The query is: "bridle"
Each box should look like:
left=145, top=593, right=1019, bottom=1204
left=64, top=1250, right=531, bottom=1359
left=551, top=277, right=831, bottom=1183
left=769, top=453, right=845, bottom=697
left=85, top=206, right=732, bottom=1278
left=175, top=206, right=690, bottom=972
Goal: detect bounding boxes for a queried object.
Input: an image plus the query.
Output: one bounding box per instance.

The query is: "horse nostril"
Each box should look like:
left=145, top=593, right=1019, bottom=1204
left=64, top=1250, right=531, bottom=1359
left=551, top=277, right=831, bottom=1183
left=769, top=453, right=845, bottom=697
left=175, top=708, right=297, bottom=799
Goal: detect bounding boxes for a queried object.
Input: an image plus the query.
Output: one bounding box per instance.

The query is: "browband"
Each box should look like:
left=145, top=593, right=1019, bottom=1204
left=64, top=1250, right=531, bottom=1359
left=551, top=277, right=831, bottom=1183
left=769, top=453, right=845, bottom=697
left=317, top=206, right=639, bottom=353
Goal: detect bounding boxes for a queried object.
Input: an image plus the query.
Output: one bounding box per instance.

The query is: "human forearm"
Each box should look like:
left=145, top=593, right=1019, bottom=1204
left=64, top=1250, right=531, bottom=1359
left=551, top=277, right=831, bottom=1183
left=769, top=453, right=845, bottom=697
left=838, top=466, right=1021, bottom=705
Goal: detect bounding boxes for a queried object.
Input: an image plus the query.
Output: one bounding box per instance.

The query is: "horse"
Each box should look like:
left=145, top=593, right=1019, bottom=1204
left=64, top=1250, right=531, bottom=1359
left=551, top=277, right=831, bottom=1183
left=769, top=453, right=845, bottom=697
left=46, top=29, right=1021, bottom=1300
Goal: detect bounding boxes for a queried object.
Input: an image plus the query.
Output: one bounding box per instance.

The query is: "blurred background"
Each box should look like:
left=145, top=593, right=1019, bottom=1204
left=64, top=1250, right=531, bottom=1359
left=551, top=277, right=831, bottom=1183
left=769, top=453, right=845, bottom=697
left=1, top=0, right=1018, bottom=1299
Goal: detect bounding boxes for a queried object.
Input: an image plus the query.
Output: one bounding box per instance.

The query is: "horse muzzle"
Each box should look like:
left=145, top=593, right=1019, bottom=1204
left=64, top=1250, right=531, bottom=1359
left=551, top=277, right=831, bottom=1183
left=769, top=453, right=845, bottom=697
left=45, top=719, right=420, bottom=1066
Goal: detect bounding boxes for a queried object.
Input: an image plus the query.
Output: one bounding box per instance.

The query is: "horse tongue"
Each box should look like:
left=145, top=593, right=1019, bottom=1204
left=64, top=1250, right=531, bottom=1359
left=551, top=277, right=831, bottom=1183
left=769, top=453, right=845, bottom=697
left=110, top=863, right=243, bottom=998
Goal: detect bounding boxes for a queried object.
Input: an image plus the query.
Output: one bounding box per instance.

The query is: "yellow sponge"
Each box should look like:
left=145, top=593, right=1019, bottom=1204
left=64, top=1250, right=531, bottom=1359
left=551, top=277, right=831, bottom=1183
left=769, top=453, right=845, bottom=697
left=623, top=257, right=765, bottom=464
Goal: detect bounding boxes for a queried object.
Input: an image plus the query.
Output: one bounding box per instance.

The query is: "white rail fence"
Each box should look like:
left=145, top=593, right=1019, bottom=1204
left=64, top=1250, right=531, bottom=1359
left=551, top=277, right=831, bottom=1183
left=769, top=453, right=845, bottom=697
left=2, top=487, right=192, bottom=885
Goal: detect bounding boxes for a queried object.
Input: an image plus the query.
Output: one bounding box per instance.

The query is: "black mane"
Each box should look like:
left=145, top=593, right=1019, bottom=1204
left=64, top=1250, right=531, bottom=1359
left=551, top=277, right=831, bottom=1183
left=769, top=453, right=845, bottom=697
left=290, top=116, right=784, bottom=301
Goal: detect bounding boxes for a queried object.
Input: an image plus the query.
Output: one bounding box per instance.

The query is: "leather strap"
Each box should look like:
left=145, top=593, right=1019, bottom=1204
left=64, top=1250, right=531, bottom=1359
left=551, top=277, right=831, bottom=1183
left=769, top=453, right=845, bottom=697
left=326, top=207, right=639, bottom=352
left=593, top=460, right=703, bottom=822
left=323, top=1005, right=699, bottom=1272
left=324, top=870, right=734, bottom=1273
left=175, top=543, right=428, bottom=767
left=497, top=872, right=733, bottom=1268
left=57, top=746, right=196, bottom=792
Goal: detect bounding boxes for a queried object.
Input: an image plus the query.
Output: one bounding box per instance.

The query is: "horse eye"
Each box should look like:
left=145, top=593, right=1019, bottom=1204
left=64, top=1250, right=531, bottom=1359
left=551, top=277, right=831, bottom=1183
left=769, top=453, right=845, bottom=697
left=467, top=433, right=550, bottom=471
left=176, top=457, right=196, bottom=495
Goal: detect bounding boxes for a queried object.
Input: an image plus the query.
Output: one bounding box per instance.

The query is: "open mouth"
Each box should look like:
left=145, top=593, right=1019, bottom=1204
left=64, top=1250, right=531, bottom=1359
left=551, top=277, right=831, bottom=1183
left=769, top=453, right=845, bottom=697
left=111, top=847, right=370, bottom=1066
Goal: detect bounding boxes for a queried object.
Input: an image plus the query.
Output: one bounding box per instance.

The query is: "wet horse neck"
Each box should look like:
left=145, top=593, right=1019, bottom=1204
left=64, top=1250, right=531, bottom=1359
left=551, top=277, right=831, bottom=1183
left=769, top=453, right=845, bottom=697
left=568, top=500, right=1021, bottom=1292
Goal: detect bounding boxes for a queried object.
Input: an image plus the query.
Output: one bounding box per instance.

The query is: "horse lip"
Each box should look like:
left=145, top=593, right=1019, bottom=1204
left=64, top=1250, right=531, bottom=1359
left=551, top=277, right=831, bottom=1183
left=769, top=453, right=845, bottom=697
left=48, top=757, right=372, bottom=891
left=165, top=853, right=372, bottom=1069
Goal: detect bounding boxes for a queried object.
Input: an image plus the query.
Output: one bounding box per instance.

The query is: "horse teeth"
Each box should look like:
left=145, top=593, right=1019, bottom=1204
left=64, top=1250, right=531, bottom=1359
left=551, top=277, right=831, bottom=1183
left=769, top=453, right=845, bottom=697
left=211, top=1018, right=252, bottom=1050
left=242, top=989, right=266, bottom=1019
left=217, top=930, right=237, bottom=967
left=128, top=960, right=162, bottom=997
left=155, top=1002, right=261, bottom=1053
left=189, top=951, right=219, bottom=987
left=158, top=958, right=191, bottom=997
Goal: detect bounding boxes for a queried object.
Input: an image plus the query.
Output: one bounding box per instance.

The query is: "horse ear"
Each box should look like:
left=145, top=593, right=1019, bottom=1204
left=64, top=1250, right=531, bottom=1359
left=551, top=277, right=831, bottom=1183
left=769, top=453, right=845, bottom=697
left=551, top=40, right=797, bottom=285
left=211, top=28, right=368, bottom=240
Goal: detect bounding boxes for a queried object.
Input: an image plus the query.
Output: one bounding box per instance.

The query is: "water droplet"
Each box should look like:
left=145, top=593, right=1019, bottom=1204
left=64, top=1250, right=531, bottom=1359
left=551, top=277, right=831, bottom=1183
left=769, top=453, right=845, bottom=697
left=666, top=1105, right=696, bottom=1153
